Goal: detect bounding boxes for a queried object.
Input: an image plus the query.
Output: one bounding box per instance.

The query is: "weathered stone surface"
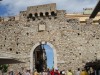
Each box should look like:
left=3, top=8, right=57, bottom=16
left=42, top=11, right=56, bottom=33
left=0, top=3, right=100, bottom=72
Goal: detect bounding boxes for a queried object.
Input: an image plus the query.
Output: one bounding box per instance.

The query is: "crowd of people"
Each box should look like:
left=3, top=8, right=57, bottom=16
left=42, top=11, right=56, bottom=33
left=8, top=67, right=95, bottom=75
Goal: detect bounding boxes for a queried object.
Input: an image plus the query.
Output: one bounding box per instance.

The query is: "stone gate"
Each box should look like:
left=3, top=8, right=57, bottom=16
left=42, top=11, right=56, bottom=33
left=0, top=3, right=100, bottom=72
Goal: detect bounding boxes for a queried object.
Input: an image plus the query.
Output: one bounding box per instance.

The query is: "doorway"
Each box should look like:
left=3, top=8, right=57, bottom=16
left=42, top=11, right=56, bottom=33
left=33, top=44, right=47, bottom=72
left=30, top=42, right=57, bottom=72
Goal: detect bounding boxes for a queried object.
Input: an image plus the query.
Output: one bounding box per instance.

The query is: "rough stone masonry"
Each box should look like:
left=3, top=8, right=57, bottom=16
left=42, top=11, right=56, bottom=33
left=0, top=3, right=100, bottom=72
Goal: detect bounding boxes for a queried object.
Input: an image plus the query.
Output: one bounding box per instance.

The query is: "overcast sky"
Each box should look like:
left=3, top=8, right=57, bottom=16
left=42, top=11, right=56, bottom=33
left=0, top=0, right=98, bottom=16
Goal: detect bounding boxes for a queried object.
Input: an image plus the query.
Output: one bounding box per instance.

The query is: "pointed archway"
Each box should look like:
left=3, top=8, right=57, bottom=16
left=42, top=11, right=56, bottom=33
left=30, top=42, right=57, bottom=72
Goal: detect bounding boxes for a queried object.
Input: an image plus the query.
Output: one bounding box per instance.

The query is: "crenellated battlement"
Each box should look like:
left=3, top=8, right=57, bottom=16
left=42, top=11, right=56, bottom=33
left=27, top=3, right=57, bottom=16
left=0, top=3, right=65, bottom=23
left=18, top=3, right=66, bottom=22
left=0, top=3, right=100, bottom=24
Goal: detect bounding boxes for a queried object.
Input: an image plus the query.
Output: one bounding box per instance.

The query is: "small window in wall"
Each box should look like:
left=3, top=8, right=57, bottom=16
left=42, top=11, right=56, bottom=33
left=79, top=53, right=81, bottom=55
left=54, top=16, right=57, bottom=19
left=28, top=13, right=33, bottom=18
left=35, top=13, right=38, bottom=17
left=9, top=48, right=12, bottom=51
left=5, top=37, right=6, bottom=40
left=51, top=11, right=56, bottom=16
left=26, top=32, right=29, bottom=36
left=17, top=43, right=19, bottom=46
left=23, top=14, right=26, bottom=16
left=40, top=12, right=43, bottom=17
left=32, top=17, right=35, bottom=21
left=45, top=12, right=49, bottom=17
left=16, top=51, right=20, bottom=54
left=16, top=52, right=18, bottom=54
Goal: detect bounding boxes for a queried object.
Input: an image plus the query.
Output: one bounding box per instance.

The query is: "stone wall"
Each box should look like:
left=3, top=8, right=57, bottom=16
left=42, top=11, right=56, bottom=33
left=0, top=3, right=100, bottom=72
left=27, top=3, right=56, bottom=16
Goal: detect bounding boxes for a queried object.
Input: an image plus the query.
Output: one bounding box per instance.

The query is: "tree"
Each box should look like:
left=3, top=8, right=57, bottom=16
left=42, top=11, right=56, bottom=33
left=0, top=64, right=9, bottom=75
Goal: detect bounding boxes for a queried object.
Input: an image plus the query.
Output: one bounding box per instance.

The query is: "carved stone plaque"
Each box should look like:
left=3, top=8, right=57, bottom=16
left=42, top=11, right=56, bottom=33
left=38, top=21, right=46, bottom=32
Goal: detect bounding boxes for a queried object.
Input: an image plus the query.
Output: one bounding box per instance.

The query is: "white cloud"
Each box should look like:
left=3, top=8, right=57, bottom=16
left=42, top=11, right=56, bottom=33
left=0, top=0, right=98, bottom=16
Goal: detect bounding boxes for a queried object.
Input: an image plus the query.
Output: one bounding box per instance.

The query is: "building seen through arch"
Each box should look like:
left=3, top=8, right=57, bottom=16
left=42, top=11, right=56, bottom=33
left=33, top=43, right=54, bottom=72
left=33, top=44, right=47, bottom=72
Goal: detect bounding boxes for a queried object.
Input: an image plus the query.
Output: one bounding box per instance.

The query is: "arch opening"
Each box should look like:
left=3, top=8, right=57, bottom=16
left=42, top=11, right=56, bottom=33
left=40, top=12, right=43, bottom=17
left=45, top=12, right=49, bottom=17
left=51, top=11, right=57, bottom=16
left=30, top=42, right=57, bottom=72
left=33, top=44, right=47, bottom=72
left=35, top=13, right=38, bottom=17
left=28, top=13, right=33, bottom=18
